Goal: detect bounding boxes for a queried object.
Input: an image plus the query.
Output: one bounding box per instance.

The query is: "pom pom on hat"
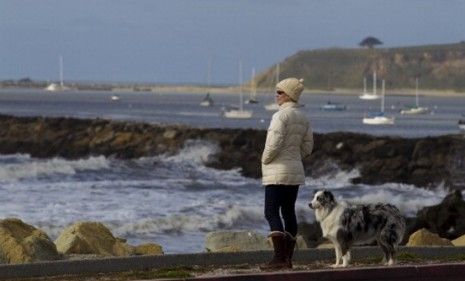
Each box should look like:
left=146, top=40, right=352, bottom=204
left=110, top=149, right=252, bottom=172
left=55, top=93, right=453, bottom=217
left=276, top=78, right=305, bottom=102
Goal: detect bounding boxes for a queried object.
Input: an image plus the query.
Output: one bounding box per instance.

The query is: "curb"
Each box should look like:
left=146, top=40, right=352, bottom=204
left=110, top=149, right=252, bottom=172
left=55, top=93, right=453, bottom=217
left=173, top=263, right=465, bottom=281
left=0, top=246, right=465, bottom=279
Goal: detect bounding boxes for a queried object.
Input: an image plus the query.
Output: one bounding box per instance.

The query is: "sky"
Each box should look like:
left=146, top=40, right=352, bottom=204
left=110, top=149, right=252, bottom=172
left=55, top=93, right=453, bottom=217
left=1, top=0, right=464, bottom=85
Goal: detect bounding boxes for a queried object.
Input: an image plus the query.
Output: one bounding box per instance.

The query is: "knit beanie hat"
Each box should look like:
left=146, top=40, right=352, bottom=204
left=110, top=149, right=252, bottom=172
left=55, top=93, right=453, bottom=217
left=276, top=78, right=305, bottom=102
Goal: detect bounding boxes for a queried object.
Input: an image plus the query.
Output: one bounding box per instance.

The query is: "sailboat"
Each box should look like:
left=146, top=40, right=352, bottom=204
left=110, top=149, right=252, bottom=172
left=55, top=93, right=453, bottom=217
left=320, top=100, right=347, bottom=111
left=264, top=64, right=280, bottom=111
left=359, top=72, right=381, bottom=100
left=245, top=68, right=259, bottom=104
left=223, top=61, right=253, bottom=119
left=45, top=55, right=69, bottom=92
left=363, top=80, right=395, bottom=125
left=200, top=60, right=214, bottom=107
left=459, top=119, right=465, bottom=131
left=400, top=78, right=429, bottom=114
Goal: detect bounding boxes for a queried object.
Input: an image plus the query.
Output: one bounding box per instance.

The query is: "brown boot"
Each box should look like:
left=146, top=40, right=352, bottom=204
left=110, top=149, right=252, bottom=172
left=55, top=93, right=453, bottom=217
left=285, top=232, right=296, bottom=269
left=259, top=232, right=288, bottom=270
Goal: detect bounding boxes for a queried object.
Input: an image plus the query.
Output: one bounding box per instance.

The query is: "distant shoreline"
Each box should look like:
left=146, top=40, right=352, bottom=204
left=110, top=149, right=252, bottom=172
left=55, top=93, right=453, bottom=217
left=1, top=84, right=464, bottom=97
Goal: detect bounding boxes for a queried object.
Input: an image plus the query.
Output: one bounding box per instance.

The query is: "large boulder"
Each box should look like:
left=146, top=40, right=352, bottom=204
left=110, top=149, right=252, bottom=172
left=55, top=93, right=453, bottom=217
left=0, top=218, right=61, bottom=264
left=406, top=228, right=453, bottom=246
left=451, top=234, right=465, bottom=246
left=54, top=221, right=163, bottom=257
left=412, top=190, right=465, bottom=240
left=205, top=231, right=269, bottom=252
left=205, top=231, right=307, bottom=252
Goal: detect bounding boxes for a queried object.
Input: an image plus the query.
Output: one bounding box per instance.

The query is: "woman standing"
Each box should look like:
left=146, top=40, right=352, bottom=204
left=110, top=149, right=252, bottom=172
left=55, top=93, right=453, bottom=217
left=260, top=77, right=314, bottom=270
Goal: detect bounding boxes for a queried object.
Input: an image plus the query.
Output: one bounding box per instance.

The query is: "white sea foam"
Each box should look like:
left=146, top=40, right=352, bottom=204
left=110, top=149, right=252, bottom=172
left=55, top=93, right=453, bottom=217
left=114, top=205, right=264, bottom=236
left=307, top=168, right=360, bottom=189
left=0, top=155, right=110, bottom=183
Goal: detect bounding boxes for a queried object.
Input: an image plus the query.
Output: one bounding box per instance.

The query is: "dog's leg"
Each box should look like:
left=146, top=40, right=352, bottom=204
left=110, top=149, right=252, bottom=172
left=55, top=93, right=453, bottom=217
left=331, top=242, right=342, bottom=268
left=342, top=250, right=351, bottom=267
left=379, top=240, right=395, bottom=266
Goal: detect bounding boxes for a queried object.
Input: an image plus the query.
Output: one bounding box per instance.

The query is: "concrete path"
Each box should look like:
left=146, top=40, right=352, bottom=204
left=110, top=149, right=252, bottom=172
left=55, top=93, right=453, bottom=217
left=172, top=263, right=465, bottom=281
left=0, top=246, right=465, bottom=279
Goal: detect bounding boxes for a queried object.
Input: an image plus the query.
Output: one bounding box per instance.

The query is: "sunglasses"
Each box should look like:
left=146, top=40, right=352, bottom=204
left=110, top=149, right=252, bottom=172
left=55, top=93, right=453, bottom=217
left=276, top=91, right=286, bottom=95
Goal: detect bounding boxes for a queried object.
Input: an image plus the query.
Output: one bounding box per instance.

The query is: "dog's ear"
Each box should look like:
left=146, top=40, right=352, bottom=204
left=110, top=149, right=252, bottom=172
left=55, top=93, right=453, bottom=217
left=323, top=190, right=335, bottom=202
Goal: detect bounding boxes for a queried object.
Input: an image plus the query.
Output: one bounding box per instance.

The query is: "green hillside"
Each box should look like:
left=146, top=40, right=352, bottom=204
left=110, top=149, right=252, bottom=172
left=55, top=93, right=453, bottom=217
left=256, top=42, right=465, bottom=92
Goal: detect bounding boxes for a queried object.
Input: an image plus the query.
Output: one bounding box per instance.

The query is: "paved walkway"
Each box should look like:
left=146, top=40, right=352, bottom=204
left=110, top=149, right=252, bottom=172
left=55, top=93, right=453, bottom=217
left=173, top=263, right=465, bottom=281
left=0, top=246, right=465, bottom=279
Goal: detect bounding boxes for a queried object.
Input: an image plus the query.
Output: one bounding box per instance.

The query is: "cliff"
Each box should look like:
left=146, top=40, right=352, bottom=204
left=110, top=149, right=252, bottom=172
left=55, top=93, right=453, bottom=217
left=1, top=114, right=464, bottom=189
left=256, top=42, right=465, bottom=92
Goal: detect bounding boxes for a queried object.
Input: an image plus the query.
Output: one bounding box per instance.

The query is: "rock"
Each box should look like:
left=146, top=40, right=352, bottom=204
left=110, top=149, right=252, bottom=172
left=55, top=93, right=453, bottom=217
left=205, top=230, right=307, bottom=252
left=297, top=222, right=324, bottom=248
left=1, top=115, right=465, bottom=189
left=406, top=228, right=453, bottom=246
left=54, top=221, right=135, bottom=257
left=205, top=231, right=270, bottom=252
left=0, top=218, right=61, bottom=264
left=316, top=240, right=334, bottom=249
left=451, top=235, right=465, bottom=246
left=133, top=243, right=164, bottom=256
left=412, top=190, right=465, bottom=240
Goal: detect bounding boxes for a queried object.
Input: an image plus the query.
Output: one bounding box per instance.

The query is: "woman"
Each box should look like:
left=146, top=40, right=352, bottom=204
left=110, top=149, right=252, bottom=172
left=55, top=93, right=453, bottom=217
left=260, top=77, right=314, bottom=270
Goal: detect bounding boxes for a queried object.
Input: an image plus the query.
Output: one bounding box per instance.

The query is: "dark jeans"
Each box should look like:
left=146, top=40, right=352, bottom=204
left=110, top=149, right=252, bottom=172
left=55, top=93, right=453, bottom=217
left=264, top=185, right=299, bottom=237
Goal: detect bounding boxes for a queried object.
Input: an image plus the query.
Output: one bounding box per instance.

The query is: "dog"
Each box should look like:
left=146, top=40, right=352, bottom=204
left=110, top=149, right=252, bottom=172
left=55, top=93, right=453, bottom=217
left=309, top=190, right=406, bottom=267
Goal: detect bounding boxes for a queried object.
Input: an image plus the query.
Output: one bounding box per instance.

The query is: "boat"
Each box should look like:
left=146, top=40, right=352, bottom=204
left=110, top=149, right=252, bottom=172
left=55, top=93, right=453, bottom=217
left=459, top=119, right=465, bottom=131
left=400, top=78, right=429, bottom=114
left=245, top=68, right=259, bottom=104
left=363, top=80, right=395, bottom=125
left=223, top=61, right=253, bottom=119
left=111, top=95, right=120, bottom=101
left=320, top=100, right=347, bottom=111
left=264, top=103, right=279, bottom=111
left=200, top=93, right=214, bottom=107
left=359, top=72, right=380, bottom=100
left=200, top=60, right=214, bottom=107
left=45, top=55, right=69, bottom=92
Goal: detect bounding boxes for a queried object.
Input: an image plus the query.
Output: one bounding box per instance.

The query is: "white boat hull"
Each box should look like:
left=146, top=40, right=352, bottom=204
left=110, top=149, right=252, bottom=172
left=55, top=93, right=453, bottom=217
left=400, top=107, right=429, bottom=115
left=460, top=124, right=465, bottom=131
left=264, top=103, right=279, bottom=111
left=223, top=110, right=253, bottom=119
left=200, top=100, right=213, bottom=107
left=363, top=116, right=395, bottom=125
left=359, top=94, right=380, bottom=100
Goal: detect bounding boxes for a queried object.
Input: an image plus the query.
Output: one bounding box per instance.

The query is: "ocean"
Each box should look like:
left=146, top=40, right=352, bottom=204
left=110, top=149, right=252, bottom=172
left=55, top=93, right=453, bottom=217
left=0, top=89, right=463, bottom=253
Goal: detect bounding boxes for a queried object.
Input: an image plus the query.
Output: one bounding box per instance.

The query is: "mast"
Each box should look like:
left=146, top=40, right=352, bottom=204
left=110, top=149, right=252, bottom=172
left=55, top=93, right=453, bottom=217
left=373, top=71, right=377, bottom=96
left=381, top=79, right=385, bottom=113
left=415, top=78, right=419, bottom=107
left=276, top=63, right=280, bottom=83
left=59, top=55, right=64, bottom=87
left=363, top=77, right=367, bottom=93
left=239, top=60, right=243, bottom=111
left=251, top=68, right=256, bottom=100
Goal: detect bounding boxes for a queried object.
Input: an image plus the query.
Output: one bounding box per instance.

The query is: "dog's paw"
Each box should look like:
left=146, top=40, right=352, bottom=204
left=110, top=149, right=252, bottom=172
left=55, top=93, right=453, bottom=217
left=330, top=264, right=342, bottom=268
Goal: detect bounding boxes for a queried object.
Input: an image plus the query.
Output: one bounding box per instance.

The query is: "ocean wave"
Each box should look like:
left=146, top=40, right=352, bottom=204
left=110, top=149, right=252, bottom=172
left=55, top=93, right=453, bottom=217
left=0, top=155, right=110, bottom=183
left=114, top=205, right=265, bottom=236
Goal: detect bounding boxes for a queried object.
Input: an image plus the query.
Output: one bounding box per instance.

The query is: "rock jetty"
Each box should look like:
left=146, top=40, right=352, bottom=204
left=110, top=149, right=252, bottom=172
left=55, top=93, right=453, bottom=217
left=1, top=114, right=464, bottom=189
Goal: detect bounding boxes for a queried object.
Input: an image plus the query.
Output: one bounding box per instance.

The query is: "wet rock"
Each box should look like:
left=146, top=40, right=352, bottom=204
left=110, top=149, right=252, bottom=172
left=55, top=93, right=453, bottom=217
left=410, top=190, right=465, bottom=240
left=1, top=115, right=464, bottom=189
left=0, top=218, right=61, bottom=264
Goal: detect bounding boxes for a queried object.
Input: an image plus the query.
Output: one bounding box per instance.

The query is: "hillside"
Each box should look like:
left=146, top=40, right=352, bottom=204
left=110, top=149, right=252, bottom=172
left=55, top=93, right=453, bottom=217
left=256, top=42, right=465, bottom=92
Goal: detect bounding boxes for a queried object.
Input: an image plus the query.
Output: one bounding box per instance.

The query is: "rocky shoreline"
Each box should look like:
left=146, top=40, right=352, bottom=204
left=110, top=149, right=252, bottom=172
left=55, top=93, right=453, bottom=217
left=1, top=114, right=464, bottom=189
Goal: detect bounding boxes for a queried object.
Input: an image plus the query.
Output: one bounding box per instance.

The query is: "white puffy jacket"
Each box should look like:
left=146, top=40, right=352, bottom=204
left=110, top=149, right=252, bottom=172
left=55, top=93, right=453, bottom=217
left=261, top=102, right=314, bottom=185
